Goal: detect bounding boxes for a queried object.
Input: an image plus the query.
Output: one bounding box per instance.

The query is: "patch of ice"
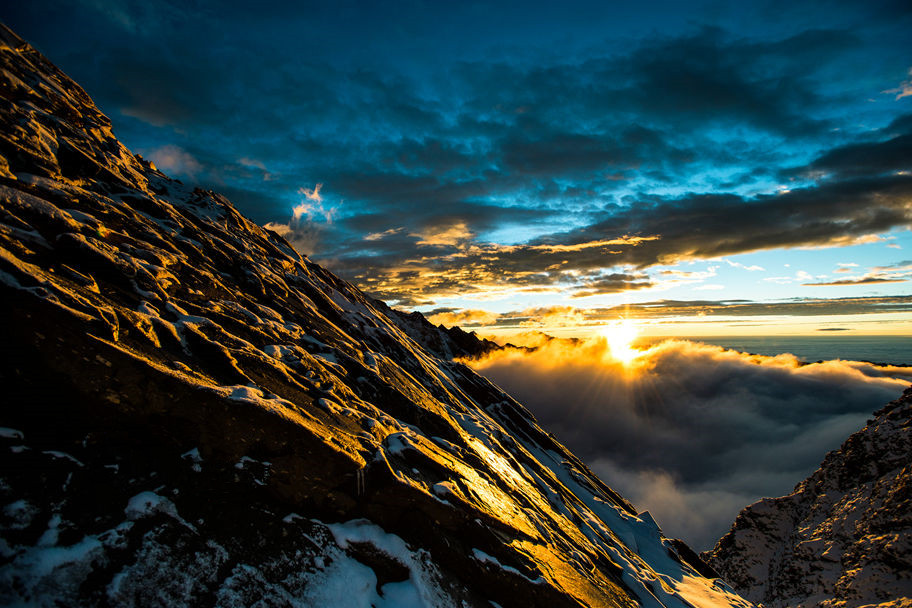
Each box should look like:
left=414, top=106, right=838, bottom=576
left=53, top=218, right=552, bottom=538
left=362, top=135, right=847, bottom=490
left=37, top=513, right=62, bottom=547
left=323, top=519, right=457, bottom=608
left=228, top=385, right=261, bottom=401
left=471, top=548, right=542, bottom=583
left=9, top=534, right=103, bottom=580
left=328, top=519, right=410, bottom=558
left=432, top=482, right=457, bottom=499
left=181, top=447, right=202, bottom=464
left=123, top=491, right=196, bottom=532
left=385, top=431, right=419, bottom=455
left=378, top=579, right=427, bottom=608
left=0, top=427, right=23, bottom=439
left=262, top=344, right=296, bottom=360
left=234, top=456, right=258, bottom=469
left=4, top=499, right=38, bottom=529
left=125, top=491, right=179, bottom=520
left=363, top=351, right=380, bottom=372
left=0, top=537, right=14, bottom=559
left=42, top=450, right=84, bottom=466
left=283, top=513, right=303, bottom=524
left=317, top=397, right=342, bottom=414
left=300, top=549, right=381, bottom=608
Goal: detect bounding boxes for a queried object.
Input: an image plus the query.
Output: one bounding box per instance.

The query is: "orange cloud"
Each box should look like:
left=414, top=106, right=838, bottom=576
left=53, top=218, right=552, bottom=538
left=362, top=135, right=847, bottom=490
left=516, top=305, right=585, bottom=328
left=299, top=183, right=323, bottom=202
left=426, top=309, right=500, bottom=327
left=410, top=222, right=474, bottom=246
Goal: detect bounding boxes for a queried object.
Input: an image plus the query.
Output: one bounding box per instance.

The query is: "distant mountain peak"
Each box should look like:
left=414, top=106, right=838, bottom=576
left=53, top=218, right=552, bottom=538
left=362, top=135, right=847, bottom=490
left=705, top=387, right=912, bottom=607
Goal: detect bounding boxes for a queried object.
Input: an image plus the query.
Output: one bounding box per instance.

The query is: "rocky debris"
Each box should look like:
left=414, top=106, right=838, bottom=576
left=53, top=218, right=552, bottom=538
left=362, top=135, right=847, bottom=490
left=705, top=387, right=912, bottom=607
left=0, top=23, right=752, bottom=607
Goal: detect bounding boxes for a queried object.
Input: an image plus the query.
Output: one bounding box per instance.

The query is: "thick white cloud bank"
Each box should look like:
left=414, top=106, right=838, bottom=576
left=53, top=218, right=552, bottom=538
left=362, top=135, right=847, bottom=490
left=467, top=337, right=912, bottom=550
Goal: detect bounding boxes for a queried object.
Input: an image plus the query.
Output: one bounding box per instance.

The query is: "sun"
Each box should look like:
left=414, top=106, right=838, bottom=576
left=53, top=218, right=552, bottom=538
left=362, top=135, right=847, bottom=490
left=600, top=319, right=641, bottom=364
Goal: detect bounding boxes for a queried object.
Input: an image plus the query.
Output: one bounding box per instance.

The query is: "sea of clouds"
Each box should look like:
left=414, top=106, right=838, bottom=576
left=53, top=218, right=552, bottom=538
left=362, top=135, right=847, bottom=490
left=467, top=336, right=912, bottom=550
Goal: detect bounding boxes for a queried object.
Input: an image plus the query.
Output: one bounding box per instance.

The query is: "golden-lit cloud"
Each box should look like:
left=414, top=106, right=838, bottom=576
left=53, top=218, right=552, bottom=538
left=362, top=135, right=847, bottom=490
left=426, top=308, right=500, bottom=327
left=504, top=235, right=659, bottom=254
left=364, top=227, right=405, bottom=241
left=299, top=183, right=323, bottom=202
left=883, top=67, right=912, bottom=100
left=410, top=221, right=474, bottom=246
left=464, top=336, right=912, bottom=548
left=517, top=305, right=585, bottom=327
left=325, top=239, right=663, bottom=306
left=797, top=233, right=893, bottom=249
left=434, top=296, right=912, bottom=334
left=803, top=260, right=912, bottom=286
left=804, top=277, right=906, bottom=286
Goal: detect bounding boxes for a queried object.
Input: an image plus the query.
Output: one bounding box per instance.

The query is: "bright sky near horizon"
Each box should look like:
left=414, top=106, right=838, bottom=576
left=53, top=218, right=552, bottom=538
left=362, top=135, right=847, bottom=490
left=7, top=0, right=912, bottom=336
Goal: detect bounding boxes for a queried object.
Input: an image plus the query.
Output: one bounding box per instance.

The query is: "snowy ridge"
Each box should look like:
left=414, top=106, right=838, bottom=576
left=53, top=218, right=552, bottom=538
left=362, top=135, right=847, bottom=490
left=705, top=388, right=912, bottom=607
left=0, top=24, right=751, bottom=607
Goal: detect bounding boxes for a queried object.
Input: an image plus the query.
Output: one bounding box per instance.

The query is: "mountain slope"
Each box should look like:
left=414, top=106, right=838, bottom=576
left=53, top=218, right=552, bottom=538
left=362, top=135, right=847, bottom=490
left=0, top=24, right=750, bottom=608
left=705, top=387, right=912, bottom=607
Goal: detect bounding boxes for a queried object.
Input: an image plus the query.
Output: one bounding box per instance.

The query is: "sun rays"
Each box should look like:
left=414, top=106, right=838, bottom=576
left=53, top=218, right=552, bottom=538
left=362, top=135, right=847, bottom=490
left=599, top=319, right=642, bottom=365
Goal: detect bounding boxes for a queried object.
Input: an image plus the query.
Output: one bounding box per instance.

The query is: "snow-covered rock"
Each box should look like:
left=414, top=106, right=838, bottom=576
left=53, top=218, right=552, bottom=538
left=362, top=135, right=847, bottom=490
left=705, top=387, right=912, bottom=607
left=0, top=23, right=751, bottom=607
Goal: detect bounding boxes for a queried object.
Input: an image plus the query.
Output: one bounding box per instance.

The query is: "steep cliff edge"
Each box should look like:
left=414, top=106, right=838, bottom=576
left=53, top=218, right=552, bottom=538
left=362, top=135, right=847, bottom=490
left=705, top=388, right=912, bottom=607
left=0, top=24, right=750, bottom=608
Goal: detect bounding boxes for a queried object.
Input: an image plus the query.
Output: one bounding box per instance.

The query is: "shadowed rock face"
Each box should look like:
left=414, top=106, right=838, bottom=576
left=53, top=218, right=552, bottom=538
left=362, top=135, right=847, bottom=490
left=705, top=388, right=912, bottom=608
left=0, top=24, right=752, bottom=608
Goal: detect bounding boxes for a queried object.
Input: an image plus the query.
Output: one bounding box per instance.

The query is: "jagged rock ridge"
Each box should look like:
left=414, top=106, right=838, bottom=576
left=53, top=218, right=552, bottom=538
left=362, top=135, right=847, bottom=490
left=705, top=388, right=912, bottom=608
left=0, top=24, right=751, bottom=607
left=388, top=309, right=508, bottom=361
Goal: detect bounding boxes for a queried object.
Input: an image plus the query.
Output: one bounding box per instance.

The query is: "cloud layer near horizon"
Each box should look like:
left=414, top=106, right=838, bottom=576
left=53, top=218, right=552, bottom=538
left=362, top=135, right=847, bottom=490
left=427, top=295, right=912, bottom=330
left=466, top=338, right=912, bottom=549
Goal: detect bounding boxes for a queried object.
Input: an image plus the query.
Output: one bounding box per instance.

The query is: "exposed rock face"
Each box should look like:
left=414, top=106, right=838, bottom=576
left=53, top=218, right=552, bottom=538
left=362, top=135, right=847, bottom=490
left=0, top=24, right=752, bottom=607
left=389, top=309, right=507, bottom=361
left=705, top=387, right=912, bottom=608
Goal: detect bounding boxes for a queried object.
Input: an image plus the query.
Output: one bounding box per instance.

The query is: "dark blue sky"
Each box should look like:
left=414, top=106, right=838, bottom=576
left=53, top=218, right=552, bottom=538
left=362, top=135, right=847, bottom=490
left=6, top=1, right=912, bottom=331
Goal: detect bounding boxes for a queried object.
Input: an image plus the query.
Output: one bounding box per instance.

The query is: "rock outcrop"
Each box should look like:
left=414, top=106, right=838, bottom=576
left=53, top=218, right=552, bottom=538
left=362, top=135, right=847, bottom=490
left=705, top=388, right=912, bottom=607
left=0, top=24, right=751, bottom=608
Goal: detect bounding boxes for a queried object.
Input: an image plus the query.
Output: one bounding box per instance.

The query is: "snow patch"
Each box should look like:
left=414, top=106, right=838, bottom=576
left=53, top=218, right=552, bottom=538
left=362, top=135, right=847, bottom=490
left=37, top=513, right=62, bottom=547
left=0, top=427, right=24, bottom=439
left=125, top=491, right=179, bottom=520
left=42, top=451, right=84, bottom=466
left=323, top=519, right=456, bottom=608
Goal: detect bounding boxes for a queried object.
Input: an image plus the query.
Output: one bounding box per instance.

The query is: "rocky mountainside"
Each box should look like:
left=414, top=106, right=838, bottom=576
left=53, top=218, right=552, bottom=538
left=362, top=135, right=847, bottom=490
left=705, top=387, right=912, bottom=608
left=0, top=25, right=751, bottom=608
left=388, top=309, right=507, bottom=361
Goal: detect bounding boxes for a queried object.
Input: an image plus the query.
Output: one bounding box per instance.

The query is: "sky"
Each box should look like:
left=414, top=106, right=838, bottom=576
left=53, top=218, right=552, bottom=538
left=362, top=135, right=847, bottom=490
left=5, top=0, right=912, bottom=337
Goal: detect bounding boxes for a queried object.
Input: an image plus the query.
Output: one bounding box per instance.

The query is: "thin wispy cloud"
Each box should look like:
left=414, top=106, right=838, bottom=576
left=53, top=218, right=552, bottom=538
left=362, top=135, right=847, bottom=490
left=883, top=67, right=912, bottom=100
left=429, top=295, right=912, bottom=331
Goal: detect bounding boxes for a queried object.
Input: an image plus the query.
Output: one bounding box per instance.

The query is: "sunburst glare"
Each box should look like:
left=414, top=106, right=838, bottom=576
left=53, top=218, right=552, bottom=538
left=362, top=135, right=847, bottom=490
left=599, top=319, right=641, bottom=364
